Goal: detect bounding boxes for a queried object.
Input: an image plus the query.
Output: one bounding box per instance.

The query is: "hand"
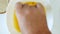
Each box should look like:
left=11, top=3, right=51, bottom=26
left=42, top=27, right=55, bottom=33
left=15, top=2, right=51, bottom=34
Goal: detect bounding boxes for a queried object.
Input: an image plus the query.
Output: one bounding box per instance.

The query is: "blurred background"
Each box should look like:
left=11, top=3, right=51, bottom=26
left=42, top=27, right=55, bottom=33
left=0, top=0, right=10, bottom=34
left=0, top=0, right=60, bottom=34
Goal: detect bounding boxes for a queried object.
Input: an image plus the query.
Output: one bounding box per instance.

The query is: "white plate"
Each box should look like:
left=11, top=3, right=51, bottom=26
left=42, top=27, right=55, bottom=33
left=6, top=0, right=53, bottom=34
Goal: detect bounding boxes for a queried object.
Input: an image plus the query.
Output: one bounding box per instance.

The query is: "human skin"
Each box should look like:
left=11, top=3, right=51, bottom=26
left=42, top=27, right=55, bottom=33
left=15, top=2, right=51, bottom=34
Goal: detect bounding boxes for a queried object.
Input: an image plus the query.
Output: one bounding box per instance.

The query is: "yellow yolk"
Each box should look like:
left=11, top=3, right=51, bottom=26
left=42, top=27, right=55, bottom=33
left=13, top=11, right=21, bottom=32
left=24, top=2, right=37, bottom=6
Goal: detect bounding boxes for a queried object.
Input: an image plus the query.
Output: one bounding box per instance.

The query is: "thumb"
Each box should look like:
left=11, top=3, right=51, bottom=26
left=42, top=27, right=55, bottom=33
left=15, top=2, right=24, bottom=27
left=15, top=2, right=23, bottom=21
left=15, top=2, right=23, bottom=14
left=36, top=3, right=45, bottom=15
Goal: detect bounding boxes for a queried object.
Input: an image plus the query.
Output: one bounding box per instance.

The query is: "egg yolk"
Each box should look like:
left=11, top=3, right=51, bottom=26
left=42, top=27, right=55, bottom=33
left=24, top=2, right=37, bottom=6
left=13, top=12, right=21, bottom=32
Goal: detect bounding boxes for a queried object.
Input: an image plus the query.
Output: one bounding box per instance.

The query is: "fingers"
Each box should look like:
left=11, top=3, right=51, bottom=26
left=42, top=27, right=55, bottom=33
left=15, top=2, right=23, bottom=10
left=36, top=3, right=45, bottom=15
left=15, top=2, right=45, bottom=15
left=36, top=3, right=42, bottom=8
left=15, top=2, right=30, bottom=17
left=15, top=2, right=24, bottom=19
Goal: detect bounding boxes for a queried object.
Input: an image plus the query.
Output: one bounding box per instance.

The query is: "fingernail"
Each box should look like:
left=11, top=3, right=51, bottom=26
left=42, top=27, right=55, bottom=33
left=36, top=3, right=42, bottom=8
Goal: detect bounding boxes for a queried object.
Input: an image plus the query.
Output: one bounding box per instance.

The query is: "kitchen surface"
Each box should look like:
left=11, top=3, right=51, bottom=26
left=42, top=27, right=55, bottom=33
left=0, top=13, right=10, bottom=34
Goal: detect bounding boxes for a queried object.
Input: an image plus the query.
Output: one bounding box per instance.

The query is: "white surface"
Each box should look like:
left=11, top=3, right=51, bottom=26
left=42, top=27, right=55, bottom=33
left=0, top=13, right=10, bottom=34
left=51, top=0, right=60, bottom=34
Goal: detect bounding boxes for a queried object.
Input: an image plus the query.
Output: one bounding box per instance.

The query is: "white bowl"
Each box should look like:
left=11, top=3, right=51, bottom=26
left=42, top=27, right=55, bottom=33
left=6, top=0, right=53, bottom=34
